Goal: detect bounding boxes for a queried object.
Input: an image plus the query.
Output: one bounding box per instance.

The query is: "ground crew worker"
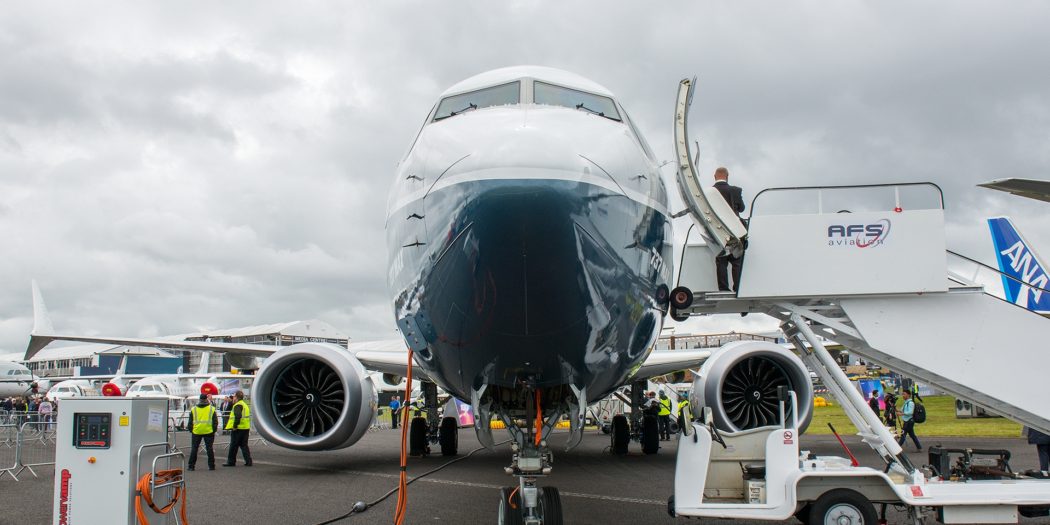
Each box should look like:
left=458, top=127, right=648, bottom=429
left=677, top=393, right=690, bottom=431
left=223, top=390, right=252, bottom=467
left=188, top=394, right=218, bottom=471
left=658, top=391, right=672, bottom=440
left=911, top=381, right=924, bottom=403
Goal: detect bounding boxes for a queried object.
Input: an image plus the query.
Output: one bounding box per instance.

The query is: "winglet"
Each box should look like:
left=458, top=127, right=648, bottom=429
left=25, top=280, right=57, bottom=360
left=31, top=280, right=55, bottom=335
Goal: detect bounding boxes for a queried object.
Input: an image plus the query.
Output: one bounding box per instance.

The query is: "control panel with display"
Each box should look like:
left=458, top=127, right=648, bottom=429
left=73, top=412, right=112, bottom=449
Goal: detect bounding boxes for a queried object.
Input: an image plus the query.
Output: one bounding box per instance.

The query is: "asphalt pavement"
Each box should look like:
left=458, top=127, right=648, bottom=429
left=5, top=425, right=1050, bottom=525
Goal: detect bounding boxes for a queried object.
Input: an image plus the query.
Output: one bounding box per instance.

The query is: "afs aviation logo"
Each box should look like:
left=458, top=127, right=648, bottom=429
left=827, top=219, right=891, bottom=248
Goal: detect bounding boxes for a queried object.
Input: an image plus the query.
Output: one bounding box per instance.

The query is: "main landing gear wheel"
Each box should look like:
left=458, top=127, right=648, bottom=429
left=808, top=489, right=877, bottom=525
left=498, top=487, right=524, bottom=525
left=641, top=414, right=660, bottom=454
left=670, top=286, right=693, bottom=309
left=611, top=415, right=629, bottom=455
left=439, top=416, right=458, bottom=456
left=409, top=416, right=429, bottom=457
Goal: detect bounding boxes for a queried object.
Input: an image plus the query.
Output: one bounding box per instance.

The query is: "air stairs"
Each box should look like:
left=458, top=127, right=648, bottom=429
left=672, top=78, right=1050, bottom=436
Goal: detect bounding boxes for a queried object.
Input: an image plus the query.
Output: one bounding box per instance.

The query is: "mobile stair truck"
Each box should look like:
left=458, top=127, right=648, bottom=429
left=667, top=77, right=1050, bottom=525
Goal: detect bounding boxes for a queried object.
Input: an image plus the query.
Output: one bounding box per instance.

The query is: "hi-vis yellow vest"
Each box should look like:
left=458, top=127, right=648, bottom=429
left=225, top=400, right=251, bottom=430
left=658, top=397, right=672, bottom=416
left=191, top=405, right=215, bottom=435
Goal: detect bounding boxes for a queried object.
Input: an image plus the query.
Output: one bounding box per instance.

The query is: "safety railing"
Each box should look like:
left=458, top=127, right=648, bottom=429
left=749, top=182, right=944, bottom=218
left=0, top=421, right=57, bottom=481
left=0, top=423, right=17, bottom=480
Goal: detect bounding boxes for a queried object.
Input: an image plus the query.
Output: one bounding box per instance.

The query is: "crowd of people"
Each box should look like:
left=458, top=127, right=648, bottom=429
left=0, top=395, right=56, bottom=429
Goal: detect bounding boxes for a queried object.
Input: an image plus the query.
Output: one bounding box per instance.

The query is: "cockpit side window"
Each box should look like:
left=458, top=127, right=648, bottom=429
left=533, top=81, right=621, bottom=122
left=433, top=81, right=520, bottom=121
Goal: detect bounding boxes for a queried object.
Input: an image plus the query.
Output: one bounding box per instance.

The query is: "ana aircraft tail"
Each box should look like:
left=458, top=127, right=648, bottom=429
left=988, top=217, right=1050, bottom=313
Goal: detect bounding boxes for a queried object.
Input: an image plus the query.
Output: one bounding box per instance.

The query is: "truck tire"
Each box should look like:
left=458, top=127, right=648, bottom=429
left=808, top=489, right=876, bottom=525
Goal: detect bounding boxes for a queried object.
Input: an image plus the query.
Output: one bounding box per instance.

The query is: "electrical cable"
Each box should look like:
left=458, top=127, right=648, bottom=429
left=135, top=469, right=188, bottom=525
left=314, top=438, right=512, bottom=525
left=393, top=348, right=414, bottom=525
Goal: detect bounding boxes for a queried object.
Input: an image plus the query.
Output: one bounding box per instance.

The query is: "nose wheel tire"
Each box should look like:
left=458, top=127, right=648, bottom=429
left=439, top=416, right=459, bottom=456
left=809, top=489, right=876, bottom=525
left=409, top=416, right=429, bottom=457
left=611, top=415, right=629, bottom=455
left=498, top=487, right=524, bottom=525
left=540, top=487, right=563, bottom=525
left=497, top=487, right=563, bottom=525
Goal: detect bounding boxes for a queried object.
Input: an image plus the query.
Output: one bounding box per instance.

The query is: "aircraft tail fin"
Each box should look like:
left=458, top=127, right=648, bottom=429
left=116, top=356, right=128, bottom=377
left=987, top=217, right=1050, bottom=312
left=196, top=352, right=211, bottom=375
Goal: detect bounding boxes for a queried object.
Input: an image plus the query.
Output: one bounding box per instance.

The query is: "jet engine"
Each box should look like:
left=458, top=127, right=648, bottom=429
left=691, top=341, right=813, bottom=434
left=252, top=342, right=378, bottom=451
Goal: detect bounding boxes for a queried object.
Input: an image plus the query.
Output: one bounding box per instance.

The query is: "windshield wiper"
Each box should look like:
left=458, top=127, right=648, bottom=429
left=575, top=103, right=620, bottom=121
left=434, top=103, right=478, bottom=121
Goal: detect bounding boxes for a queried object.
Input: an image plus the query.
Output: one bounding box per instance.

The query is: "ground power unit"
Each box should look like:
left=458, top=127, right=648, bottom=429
left=53, top=397, right=183, bottom=525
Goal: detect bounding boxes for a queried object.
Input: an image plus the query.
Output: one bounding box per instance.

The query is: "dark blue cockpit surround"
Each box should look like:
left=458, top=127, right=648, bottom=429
left=389, top=178, right=671, bottom=403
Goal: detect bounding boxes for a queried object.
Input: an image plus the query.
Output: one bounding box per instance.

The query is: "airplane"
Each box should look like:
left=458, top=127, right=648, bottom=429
left=988, top=216, right=1050, bottom=314
left=0, top=360, right=51, bottom=398
left=26, top=67, right=816, bottom=523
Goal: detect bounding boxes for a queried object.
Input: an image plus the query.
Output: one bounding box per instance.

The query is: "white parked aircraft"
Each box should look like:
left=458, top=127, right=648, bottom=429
left=0, top=361, right=50, bottom=398
left=25, top=67, right=814, bottom=523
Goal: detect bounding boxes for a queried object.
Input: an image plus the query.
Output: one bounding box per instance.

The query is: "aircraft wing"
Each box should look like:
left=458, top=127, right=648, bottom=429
left=27, top=332, right=280, bottom=361
left=978, top=178, right=1050, bottom=203
left=631, top=348, right=712, bottom=381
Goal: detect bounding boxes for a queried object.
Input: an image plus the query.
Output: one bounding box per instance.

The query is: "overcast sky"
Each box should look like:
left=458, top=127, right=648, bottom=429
left=2, top=2, right=1049, bottom=354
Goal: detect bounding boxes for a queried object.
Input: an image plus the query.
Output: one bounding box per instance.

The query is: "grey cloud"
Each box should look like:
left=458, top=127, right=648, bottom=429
left=2, top=2, right=1050, bottom=351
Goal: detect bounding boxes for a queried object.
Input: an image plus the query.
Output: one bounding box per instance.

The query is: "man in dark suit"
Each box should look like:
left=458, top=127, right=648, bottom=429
left=713, top=167, right=746, bottom=291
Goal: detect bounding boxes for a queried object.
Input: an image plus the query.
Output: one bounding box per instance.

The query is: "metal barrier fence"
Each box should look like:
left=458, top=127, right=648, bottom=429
left=0, top=421, right=57, bottom=481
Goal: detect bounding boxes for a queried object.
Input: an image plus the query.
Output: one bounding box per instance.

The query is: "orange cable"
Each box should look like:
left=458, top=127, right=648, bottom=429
left=534, top=389, right=542, bottom=446
left=394, top=348, right=414, bottom=525
left=508, top=485, right=520, bottom=509
left=135, top=469, right=188, bottom=525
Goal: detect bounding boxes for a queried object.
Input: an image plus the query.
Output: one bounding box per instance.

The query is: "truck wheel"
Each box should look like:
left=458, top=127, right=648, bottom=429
left=641, top=414, right=660, bottom=454
left=808, top=489, right=876, bottom=525
left=611, top=415, right=629, bottom=455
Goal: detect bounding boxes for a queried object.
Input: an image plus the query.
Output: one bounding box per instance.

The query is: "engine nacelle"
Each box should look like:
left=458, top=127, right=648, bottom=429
left=100, top=382, right=124, bottom=397
left=252, top=343, right=378, bottom=451
left=691, top=341, right=813, bottom=434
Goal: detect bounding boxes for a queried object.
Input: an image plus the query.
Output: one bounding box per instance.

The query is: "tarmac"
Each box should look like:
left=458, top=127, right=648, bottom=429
left=6, top=425, right=1050, bottom=525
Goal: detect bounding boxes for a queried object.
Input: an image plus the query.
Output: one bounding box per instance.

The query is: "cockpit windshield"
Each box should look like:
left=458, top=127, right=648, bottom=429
left=534, top=81, right=621, bottom=121
left=433, top=81, right=521, bottom=121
